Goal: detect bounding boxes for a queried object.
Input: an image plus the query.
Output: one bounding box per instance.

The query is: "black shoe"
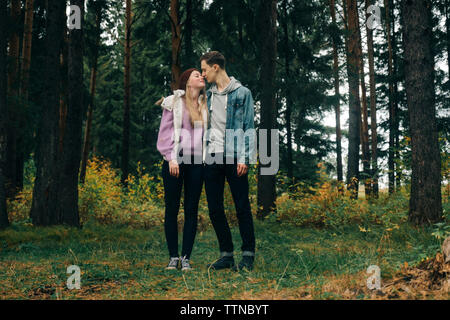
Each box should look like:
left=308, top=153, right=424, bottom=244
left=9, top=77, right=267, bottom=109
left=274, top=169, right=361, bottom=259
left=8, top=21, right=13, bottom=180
left=207, top=256, right=235, bottom=270
left=237, top=255, right=254, bottom=271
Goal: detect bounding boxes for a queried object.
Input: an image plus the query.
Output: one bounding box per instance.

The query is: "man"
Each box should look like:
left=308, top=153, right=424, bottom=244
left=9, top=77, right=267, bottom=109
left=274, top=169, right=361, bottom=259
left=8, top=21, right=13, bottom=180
left=200, top=51, right=256, bottom=271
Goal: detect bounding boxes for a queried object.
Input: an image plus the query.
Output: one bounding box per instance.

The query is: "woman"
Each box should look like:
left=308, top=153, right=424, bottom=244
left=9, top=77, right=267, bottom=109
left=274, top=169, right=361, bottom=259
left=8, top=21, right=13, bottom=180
left=156, top=68, right=208, bottom=271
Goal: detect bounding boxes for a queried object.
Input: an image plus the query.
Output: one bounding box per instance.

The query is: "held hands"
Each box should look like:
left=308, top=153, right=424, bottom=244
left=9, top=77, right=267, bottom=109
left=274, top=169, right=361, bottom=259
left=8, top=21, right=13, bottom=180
left=169, top=159, right=179, bottom=178
left=170, top=160, right=246, bottom=177
left=237, top=163, right=248, bottom=177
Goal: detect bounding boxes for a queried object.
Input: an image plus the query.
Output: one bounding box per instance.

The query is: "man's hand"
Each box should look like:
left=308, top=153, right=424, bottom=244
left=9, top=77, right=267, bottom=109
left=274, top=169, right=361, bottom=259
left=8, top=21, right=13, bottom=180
left=169, top=159, right=179, bottom=178
left=237, top=163, right=248, bottom=177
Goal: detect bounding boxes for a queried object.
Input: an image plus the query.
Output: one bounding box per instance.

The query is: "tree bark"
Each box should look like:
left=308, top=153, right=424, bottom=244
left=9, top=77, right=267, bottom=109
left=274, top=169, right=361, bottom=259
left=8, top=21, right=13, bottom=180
left=59, top=32, right=68, bottom=155
left=257, top=0, right=278, bottom=219
left=185, top=0, right=194, bottom=68
left=170, top=0, right=182, bottom=91
left=15, top=0, right=35, bottom=194
left=384, top=0, right=396, bottom=194
left=5, top=0, right=21, bottom=199
left=121, top=0, right=132, bottom=186
left=21, top=0, right=34, bottom=101
left=80, top=4, right=102, bottom=184
left=447, top=0, right=450, bottom=77
left=56, top=0, right=85, bottom=227
left=282, top=0, right=293, bottom=183
left=356, top=5, right=371, bottom=198
left=401, top=0, right=442, bottom=225
left=0, top=0, right=9, bottom=229
left=365, top=0, right=378, bottom=198
left=391, top=0, right=401, bottom=190
left=330, top=0, right=343, bottom=183
left=30, top=0, right=66, bottom=226
left=344, top=0, right=361, bottom=199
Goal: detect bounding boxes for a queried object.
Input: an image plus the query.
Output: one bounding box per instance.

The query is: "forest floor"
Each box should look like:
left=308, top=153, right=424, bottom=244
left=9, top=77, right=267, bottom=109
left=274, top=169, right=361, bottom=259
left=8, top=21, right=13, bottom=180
left=0, top=220, right=448, bottom=300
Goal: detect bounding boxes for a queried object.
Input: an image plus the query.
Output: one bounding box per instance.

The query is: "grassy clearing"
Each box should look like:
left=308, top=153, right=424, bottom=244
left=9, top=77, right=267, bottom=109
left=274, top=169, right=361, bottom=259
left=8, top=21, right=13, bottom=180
left=0, top=219, right=445, bottom=300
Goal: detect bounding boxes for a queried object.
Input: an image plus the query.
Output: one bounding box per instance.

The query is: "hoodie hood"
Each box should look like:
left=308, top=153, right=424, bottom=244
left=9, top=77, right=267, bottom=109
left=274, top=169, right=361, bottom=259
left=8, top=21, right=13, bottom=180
left=209, top=76, right=242, bottom=95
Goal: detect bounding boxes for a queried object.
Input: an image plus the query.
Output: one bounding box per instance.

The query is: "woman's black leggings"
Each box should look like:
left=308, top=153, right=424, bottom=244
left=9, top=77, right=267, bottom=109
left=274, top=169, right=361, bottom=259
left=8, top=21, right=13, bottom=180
left=161, top=158, right=204, bottom=259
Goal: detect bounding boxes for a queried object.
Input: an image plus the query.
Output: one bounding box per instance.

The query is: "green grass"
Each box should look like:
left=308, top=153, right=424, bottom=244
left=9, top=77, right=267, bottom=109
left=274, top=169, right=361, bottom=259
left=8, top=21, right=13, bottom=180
left=0, top=219, right=442, bottom=300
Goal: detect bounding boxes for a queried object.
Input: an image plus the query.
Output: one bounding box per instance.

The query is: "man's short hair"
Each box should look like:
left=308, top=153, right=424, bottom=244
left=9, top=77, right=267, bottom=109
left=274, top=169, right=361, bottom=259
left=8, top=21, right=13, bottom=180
left=200, top=51, right=226, bottom=70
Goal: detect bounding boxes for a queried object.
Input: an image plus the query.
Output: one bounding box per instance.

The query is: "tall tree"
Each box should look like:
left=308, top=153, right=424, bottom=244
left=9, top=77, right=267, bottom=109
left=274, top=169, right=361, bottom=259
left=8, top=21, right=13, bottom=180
left=21, top=0, right=34, bottom=101
left=257, top=0, right=278, bottom=219
left=56, top=0, right=85, bottom=227
left=343, top=0, right=361, bottom=199
left=329, top=0, right=343, bottom=183
left=365, top=0, right=378, bottom=198
left=282, top=0, right=294, bottom=182
left=0, top=0, right=9, bottom=229
left=184, top=0, right=194, bottom=68
left=446, top=0, right=450, bottom=77
left=122, top=0, right=132, bottom=186
left=170, top=0, right=182, bottom=90
left=391, top=0, right=401, bottom=189
left=80, top=1, right=104, bottom=184
left=401, top=0, right=442, bottom=224
left=16, top=0, right=35, bottom=193
left=5, top=0, right=21, bottom=198
left=30, top=0, right=66, bottom=225
left=384, top=0, right=396, bottom=194
left=356, top=5, right=371, bottom=197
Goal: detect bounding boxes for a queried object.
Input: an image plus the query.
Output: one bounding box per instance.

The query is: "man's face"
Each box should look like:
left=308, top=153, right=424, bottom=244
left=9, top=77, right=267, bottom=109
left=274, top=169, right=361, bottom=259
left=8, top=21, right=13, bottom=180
left=201, top=60, right=217, bottom=84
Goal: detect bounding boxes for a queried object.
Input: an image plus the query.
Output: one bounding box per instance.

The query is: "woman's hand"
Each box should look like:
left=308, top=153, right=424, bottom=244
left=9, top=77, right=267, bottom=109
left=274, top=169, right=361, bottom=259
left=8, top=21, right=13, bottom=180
left=169, top=159, right=179, bottom=178
left=237, top=163, right=248, bottom=177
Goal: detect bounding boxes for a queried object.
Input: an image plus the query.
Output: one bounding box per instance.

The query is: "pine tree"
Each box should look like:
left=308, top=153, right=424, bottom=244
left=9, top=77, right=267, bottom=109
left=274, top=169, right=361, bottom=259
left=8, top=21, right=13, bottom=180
left=257, top=0, right=278, bottom=219
left=0, top=0, right=9, bottom=229
left=401, top=0, right=442, bottom=224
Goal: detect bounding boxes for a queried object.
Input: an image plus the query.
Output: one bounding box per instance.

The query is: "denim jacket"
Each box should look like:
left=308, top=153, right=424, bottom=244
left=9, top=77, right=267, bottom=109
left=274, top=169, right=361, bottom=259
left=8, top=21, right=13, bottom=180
left=205, top=85, right=256, bottom=165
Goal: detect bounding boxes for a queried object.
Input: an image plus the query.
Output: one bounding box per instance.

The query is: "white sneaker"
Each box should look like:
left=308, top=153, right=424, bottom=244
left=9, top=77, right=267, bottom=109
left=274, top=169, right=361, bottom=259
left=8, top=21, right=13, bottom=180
left=180, top=256, right=192, bottom=271
left=166, top=257, right=179, bottom=270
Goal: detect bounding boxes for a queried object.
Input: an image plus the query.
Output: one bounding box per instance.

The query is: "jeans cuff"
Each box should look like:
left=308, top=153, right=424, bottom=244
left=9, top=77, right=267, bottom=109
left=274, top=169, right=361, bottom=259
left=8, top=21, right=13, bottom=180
left=220, top=251, right=234, bottom=258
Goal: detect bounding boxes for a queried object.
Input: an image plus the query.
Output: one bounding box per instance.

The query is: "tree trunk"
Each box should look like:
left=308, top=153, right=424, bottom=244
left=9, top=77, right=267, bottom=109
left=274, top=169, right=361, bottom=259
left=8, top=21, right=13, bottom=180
left=356, top=5, right=371, bottom=198
left=185, top=0, right=194, bottom=68
left=170, top=0, right=182, bottom=91
left=56, top=0, right=85, bottom=227
left=59, top=32, right=68, bottom=155
left=257, top=0, right=278, bottom=219
left=365, top=0, right=378, bottom=198
left=121, top=0, right=132, bottom=186
left=0, top=0, right=9, bottom=229
left=80, top=5, right=102, bottom=184
left=330, top=0, right=343, bottom=183
left=344, top=0, right=361, bottom=199
left=5, top=0, right=21, bottom=199
left=282, top=0, right=293, bottom=183
left=21, top=0, right=34, bottom=101
left=447, top=0, right=450, bottom=77
left=401, top=0, right=442, bottom=225
left=30, top=0, right=66, bottom=226
left=384, top=0, right=396, bottom=194
left=15, top=0, right=35, bottom=193
left=391, top=0, right=401, bottom=190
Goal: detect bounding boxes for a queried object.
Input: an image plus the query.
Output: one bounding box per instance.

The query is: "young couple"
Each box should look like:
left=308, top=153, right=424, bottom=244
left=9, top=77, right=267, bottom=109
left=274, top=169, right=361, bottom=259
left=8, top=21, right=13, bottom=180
left=156, top=51, right=256, bottom=272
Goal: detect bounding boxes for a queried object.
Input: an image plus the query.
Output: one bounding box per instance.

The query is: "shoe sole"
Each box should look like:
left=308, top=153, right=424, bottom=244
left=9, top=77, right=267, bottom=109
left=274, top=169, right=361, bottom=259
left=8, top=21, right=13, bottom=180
left=207, top=264, right=235, bottom=270
left=166, top=267, right=178, bottom=270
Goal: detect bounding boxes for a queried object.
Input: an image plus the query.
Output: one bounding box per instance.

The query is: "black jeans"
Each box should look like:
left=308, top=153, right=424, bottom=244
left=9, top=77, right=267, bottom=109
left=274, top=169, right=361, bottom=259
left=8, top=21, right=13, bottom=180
left=204, top=153, right=255, bottom=255
left=162, top=157, right=204, bottom=259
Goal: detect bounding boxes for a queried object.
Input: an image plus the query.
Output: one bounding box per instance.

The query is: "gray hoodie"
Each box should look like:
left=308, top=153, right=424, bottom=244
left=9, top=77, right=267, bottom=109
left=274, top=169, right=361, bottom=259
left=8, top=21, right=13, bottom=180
left=208, top=76, right=242, bottom=153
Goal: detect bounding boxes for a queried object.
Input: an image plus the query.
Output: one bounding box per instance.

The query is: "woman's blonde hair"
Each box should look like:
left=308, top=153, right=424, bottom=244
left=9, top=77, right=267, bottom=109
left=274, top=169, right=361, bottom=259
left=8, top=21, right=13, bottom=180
left=185, top=84, right=208, bottom=128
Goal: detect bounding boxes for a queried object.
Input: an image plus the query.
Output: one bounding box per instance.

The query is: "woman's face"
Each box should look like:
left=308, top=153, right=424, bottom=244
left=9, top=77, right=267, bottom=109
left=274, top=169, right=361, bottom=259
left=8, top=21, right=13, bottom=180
left=187, top=70, right=205, bottom=89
